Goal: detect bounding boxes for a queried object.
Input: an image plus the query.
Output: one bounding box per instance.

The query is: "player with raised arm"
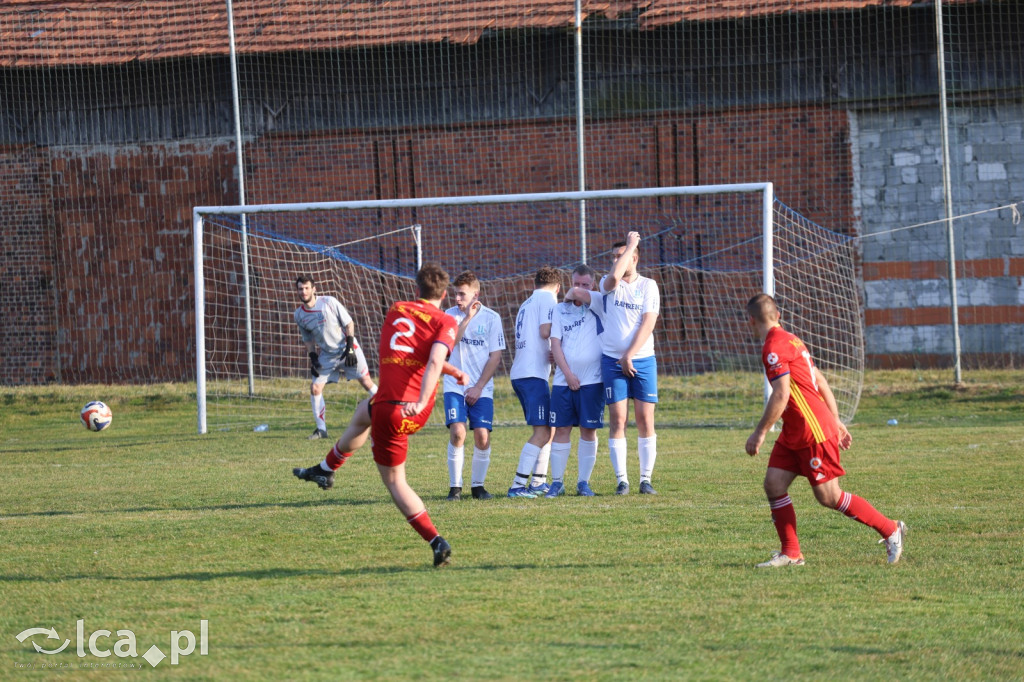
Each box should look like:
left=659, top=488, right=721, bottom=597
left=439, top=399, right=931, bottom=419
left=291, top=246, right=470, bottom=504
left=443, top=271, right=505, bottom=501
left=744, top=293, right=907, bottom=567
left=293, top=263, right=468, bottom=567
left=566, top=231, right=660, bottom=495
left=546, top=263, right=604, bottom=498
left=507, top=266, right=561, bottom=498
left=294, top=275, right=377, bottom=440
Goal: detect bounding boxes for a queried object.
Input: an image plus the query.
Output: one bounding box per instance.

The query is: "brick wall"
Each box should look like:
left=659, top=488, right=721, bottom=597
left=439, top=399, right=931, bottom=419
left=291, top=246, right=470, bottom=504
left=0, top=145, right=54, bottom=384
left=3, top=107, right=851, bottom=384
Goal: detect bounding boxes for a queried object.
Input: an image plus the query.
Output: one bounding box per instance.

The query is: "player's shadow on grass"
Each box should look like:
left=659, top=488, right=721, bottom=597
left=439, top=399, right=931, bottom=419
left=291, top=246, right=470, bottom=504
left=0, top=497, right=378, bottom=519
left=0, top=562, right=610, bottom=583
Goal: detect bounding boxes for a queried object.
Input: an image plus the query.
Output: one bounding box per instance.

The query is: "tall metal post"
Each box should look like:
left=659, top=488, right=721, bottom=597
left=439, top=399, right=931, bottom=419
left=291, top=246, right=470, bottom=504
left=762, top=183, right=775, bottom=407
left=934, top=0, right=964, bottom=385
left=226, top=0, right=255, bottom=395
left=574, top=0, right=587, bottom=263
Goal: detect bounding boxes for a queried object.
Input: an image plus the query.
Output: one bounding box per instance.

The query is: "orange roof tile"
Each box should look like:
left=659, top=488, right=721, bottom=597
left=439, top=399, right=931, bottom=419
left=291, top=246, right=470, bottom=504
left=0, top=0, right=972, bottom=68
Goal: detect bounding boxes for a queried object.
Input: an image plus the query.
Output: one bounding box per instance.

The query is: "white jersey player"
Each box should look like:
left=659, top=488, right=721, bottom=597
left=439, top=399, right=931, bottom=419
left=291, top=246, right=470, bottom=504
left=442, top=271, right=506, bottom=501
left=566, top=232, right=661, bottom=495
left=294, top=275, right=377, bottom=440
left=546, top=263, right=605, bottom=498
left=507, top=266, right=561, bottom=498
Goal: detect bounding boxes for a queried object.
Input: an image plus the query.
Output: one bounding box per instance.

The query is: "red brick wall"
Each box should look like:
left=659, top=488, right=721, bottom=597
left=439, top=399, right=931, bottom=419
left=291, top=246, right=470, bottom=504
left=0, top=145, right=55, bottom=384
left=47, top=142, right=237, bottom=383
left=2, top=107, right=852, bottom=384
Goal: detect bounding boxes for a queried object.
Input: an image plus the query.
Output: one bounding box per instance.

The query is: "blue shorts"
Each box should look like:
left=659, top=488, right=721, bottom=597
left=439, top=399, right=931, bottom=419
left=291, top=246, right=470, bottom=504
left=443, top=393, right=494, bottom=431
left=511, top=377, right=551, bottom=426
left=550, top=384, right=605, bottom=429
left=602, top=355, right=659, bottom=404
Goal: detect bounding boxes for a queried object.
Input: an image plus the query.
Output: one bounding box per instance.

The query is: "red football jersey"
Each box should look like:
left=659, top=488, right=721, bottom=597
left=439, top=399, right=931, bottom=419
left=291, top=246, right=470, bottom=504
left=375, top=299, right=459, bottom=403
left=762, top=325, right=838, bottom=449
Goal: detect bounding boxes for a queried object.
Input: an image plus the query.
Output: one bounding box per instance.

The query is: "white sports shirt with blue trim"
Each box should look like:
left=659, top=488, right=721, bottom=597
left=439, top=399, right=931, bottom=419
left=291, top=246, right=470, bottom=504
left=509, top=288, right=557, bottom=381
left=592, top=274, right=660, bottom=359
left=550, top=300, right=604, bottom=386
left=442, top=304, right=506, bottom=398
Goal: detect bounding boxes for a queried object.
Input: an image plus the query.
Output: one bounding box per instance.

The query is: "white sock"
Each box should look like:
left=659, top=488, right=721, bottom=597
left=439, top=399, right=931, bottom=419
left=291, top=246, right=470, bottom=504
left=447, top=442, right=464, bottom=488
left=470, top=447, right=491, bottom=488
left=311, top=394, right=326, bottom=432
left=609, top=437, right=628, bottom=483
left=512, top=443, right=541, bottom=488
left=531, top=443, right=551, bottom=486
left=549, top=441, right=572, bottom=483
left=638, top=434, right=657, bottom=482
left=578, top=436, right=598, bottom=484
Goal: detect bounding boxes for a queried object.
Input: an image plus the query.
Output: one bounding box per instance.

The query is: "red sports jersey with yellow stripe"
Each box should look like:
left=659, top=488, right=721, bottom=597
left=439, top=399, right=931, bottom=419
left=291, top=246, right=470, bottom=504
left=375, top=299, right=458, bottom=404
left=762, top=325, right=838, bottom=449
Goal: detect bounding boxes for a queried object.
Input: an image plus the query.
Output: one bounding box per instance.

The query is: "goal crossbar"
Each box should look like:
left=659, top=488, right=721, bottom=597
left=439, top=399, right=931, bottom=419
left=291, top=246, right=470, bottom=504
left=193, top=183, right=785, bottom=435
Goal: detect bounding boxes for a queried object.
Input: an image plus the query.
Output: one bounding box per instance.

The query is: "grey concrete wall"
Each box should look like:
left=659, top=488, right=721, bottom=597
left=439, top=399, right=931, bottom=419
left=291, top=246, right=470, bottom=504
left=851, top=102, right=1024, bottom=362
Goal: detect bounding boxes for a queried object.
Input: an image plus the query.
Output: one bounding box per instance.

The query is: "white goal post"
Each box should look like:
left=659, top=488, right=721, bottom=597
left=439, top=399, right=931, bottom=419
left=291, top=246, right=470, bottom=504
left=193, top=184, right=862, bottom=435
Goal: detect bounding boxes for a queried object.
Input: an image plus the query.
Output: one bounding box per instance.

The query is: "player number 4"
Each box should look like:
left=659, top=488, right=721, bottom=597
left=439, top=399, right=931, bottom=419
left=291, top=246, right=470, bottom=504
left=389, top=317, right=416, bottom=353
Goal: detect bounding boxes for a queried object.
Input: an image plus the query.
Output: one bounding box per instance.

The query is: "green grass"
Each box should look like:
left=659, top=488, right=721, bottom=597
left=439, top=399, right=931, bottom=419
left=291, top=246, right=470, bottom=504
left=1, top=371, right=1022, bottom=680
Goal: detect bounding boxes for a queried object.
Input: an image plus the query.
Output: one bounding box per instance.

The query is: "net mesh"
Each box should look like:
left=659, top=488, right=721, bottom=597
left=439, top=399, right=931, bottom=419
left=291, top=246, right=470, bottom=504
left=197, top=189, right=862, bottom=431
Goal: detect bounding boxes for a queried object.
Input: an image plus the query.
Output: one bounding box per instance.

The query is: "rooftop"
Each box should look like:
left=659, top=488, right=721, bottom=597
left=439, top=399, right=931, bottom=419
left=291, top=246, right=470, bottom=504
left=1, top=0, right=961, bottom=67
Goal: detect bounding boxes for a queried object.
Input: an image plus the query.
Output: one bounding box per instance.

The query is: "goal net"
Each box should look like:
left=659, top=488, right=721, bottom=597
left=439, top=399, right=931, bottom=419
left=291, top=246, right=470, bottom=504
left=193, top=185, right=862, bottom=434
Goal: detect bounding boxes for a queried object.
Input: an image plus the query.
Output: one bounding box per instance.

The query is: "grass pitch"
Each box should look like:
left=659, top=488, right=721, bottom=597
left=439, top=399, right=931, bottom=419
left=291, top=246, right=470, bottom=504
left=1, top=371, right=1022, bottom=680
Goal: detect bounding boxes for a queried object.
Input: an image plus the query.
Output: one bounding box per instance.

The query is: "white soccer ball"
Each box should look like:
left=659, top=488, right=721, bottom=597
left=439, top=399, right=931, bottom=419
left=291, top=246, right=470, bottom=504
left=80, top=401, right=113, bottom=432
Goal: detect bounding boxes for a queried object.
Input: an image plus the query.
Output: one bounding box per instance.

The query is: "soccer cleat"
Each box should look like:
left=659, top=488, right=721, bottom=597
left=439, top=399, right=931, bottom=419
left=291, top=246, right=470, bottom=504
left=615, top=481, right=630, bottom=496
left=470, top=486, right=493, bottom=500
left=307, top=428, right=329, bottom=441
left=292, top=464, right=335, bottom=490
left=527, top=481, right=550, bottom=496
left=638, top=480, right=658, bottom=495
left=507, top=486, right=537, bottom=499
left=446, top=486, right=462, bottom=501
left=576, top=481, right=596, bottom=497
left=756, top=551, right=806, bottom=568
left=880, top=520, right=908, bottom=564
left=431, top=536, right=452, bottom=567
left=544, top=481, right=565, bottom=498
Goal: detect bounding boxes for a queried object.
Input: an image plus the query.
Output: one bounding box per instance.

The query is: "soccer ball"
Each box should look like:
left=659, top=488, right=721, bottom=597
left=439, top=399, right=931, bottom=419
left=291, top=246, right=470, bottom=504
left=80, top=401, right=112, bottom=432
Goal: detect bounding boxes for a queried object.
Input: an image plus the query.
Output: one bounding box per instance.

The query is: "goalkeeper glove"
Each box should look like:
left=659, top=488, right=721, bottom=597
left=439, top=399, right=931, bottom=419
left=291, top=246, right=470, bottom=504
left=309, top=351, right=321, bottom=377
left=342, top=336, right=358, bottom=367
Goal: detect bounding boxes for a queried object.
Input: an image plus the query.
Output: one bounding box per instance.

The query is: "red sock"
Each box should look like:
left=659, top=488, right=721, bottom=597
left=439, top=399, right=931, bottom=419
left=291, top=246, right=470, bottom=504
left=406, top=509, right=439, bottom=543
left=835, top=491, right=897, bottom=538
left=769, top=495, right=801, bottom=558
left=323, top=444, right=350, bottom=471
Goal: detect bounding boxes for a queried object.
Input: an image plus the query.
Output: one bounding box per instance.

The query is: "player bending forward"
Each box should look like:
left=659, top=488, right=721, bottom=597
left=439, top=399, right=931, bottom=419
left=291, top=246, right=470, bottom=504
left=744, top=293, right=907, bottom=567
left=507, top=266, right=561, bottom=498
left=547, top=264, right=604, bottom=497
left=294, top=275, right=377, bottom=440
left=293, top=263, right=467, bottom=567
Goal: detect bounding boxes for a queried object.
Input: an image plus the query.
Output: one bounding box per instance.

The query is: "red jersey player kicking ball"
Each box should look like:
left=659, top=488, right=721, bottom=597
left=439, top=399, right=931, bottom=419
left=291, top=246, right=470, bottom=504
left=293, top=263, right=467, bottom=567
left=744, top=294, right=907, bottom=567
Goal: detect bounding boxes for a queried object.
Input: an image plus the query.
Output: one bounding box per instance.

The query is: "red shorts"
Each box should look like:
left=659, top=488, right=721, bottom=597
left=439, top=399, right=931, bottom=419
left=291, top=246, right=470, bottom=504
left=768, top=437, right=846, bottom=486
left=369, top=400, right=433, bottom=467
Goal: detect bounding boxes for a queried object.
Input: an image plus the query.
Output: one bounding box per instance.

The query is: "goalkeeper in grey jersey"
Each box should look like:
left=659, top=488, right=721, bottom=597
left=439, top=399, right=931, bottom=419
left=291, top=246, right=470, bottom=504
left=294, top=275, right=377, bottom=440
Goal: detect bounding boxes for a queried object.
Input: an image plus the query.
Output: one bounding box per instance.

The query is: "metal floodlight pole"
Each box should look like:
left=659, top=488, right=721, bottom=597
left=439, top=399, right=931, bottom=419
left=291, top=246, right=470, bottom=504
left=575, top=0, right=588, bottom=264
left=226, top=0, right=255, bottom=396
left=762, top=183, right=775, bottom=408
left=934, top=0, right=963, bottom=385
